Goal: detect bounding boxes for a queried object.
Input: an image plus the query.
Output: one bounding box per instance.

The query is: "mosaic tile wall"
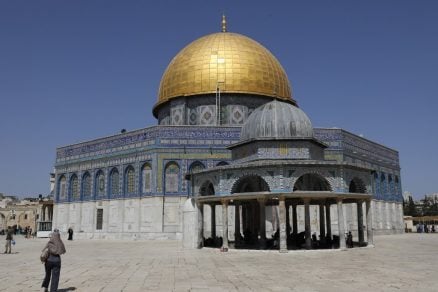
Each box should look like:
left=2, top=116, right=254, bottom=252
left=156, top=94, right=273, bottom=126
left=55, top=126, right=402, bottom=203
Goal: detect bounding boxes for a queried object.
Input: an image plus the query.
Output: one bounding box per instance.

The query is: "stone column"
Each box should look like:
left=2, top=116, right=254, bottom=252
left=252, top=201, right=259, bottom=238
left=279, top=197, right=287, bottom=252
left=258, top=198, right=266, bottom=248
left=234, top=203, right=241, bottom=241
left=319, top=202, right=326, bottom=245
left=49, top=205, right=53, bottom=221
left=337, top=198, right=346, bottom=250
left=325, top=201, right=332, bottom=241
left=366, top=199, right=374, bottom=246
left=286, top=202, right=291, bottom=236
left=242, top=203, right=247, bottom=233
left=304, top=198, right=311, bottom=249
left=221, top=200, right=229, bottom=251
left=292, top=203, right=298, bottom=236
left=197, top=202, right=204, bottom=248
left=211, top=204, right=216, bottom=239
left=357, top=200, right=365, bottom=246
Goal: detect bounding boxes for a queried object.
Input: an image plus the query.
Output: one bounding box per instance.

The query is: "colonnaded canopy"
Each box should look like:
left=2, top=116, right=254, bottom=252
left=155, top=17, right=295, bottom=111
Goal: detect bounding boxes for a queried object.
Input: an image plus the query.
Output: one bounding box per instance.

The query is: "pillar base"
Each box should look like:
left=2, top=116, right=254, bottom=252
left=279, top=248, right=288, bottom=253
left=220, top=247, right=229, bottom=252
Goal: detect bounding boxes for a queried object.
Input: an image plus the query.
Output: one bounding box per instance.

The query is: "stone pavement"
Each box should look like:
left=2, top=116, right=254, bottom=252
left=0, top=233, right=437, bottom=292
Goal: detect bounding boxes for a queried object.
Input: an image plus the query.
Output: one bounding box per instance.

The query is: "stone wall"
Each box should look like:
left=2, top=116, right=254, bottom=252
left=53, top=196, right=187, bottom=240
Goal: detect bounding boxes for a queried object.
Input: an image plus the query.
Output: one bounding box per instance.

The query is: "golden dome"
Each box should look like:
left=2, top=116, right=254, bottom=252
left=154, top=31, right=295, bottom=112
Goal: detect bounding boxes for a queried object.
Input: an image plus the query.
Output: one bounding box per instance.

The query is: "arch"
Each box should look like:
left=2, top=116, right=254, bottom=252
left=199, top=180, right=215, bottom=196
left=0, top=213, right=6, bottom=230
left=165, top=162, right=180, bottom=193
left=231, top=175, right=270, bottom=193
left=216, top=161, right=229, bottom=166
left=349, top=177, right=367, bottom=193
left=293, top=173, right=331, bottom=191
left=69, top=174, right=79, bottom=200
left=58, top=175, right=67, bottom=200
left=124, top=165, right=135, bottom=195
left=141, top=163, right=152, bottom=194
left=189, top=161, right=205, bottom=173
left=82, top=172, right=91, bottom=199
left=19, top=212, right=26, bottom=222
left=109, top=168, right=120, bottom=196
left=95, top=170, right=105, bottom=197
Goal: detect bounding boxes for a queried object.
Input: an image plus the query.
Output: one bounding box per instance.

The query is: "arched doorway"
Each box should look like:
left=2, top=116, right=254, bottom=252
left=293, top=173, right=331, bottom=191
left=231, top=175, right=270, bottom=193
left=199, top=180, right=215, bottom=196
left=0, top=213, right=6, bottom=231
left=231, top=175, right=270, bottom=248
left=349, top=177, right=367, bottom=193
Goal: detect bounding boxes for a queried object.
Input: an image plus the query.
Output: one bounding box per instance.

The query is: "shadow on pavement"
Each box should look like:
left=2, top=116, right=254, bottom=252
left=58, top=287, right=76, bottom=291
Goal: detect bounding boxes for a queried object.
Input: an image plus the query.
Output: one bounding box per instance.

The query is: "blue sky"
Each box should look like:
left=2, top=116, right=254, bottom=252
left=0, top=0, right=437, bottom=199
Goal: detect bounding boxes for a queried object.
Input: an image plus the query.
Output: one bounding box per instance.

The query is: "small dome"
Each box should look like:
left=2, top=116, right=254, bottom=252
left=240, top=100, right=313, bottom=141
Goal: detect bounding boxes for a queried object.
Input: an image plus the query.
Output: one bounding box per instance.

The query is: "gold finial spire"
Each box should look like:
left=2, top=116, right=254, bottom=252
left=221, top=14, right=227, bottom=32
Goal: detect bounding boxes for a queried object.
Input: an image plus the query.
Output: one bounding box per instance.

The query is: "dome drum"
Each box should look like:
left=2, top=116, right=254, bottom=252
left=156, top=93, right=281, bottom=126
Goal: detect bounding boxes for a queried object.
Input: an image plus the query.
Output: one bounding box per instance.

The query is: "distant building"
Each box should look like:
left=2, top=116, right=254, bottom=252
left=403, top=191, right=413, bottom=201
left=0, top=195, right=53, bottom=234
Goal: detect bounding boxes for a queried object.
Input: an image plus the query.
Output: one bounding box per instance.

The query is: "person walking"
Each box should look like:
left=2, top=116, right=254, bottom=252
left=4, top=227, right=13, bottom=254
left=41, top=229, right=66, bottom=292
left=67, top=227, right=73, bottom=241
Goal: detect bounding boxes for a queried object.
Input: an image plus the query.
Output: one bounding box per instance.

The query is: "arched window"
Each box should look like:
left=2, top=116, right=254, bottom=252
left=110, top=168, right=120, bottom=196
left=349, top=177, right=367, bottom=193
left=388, top=175, right=394, bottom=195
left=380, top=173, right=386, bottom=195
left=82, top=172, right=91, bottom=199
left=95, top=170, right=105, bottom=197
left=373, top=172, right=379, bottom=196
left=58, top=175, right=67, bottom=200
left=165, top=162, right=180, bottom=193
left=395, top=176, right=400, bottom=195
left=125, top=166, right=135, bottom=194
left=189, top=161, right=205, bottom=173
left=141, top=163, right=152, bottom=193
left=70, top=174, right=79, bottom=200
left=293, top=173, right=331, bottom=191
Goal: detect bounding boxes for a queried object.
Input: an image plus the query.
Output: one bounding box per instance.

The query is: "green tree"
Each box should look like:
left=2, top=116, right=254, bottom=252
left=404, top=196, right=418, bottom=216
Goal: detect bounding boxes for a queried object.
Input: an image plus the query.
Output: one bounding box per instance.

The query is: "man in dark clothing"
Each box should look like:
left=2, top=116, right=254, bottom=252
left=4, top=227, right=13, bottom=253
